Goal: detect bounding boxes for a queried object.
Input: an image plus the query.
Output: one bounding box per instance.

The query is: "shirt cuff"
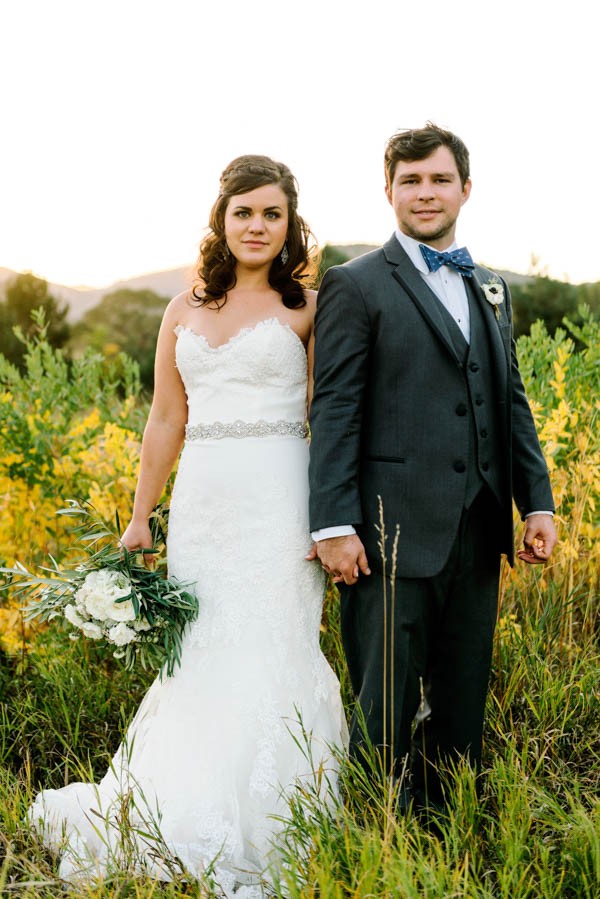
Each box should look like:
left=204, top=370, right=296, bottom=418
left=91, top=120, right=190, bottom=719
left=524, top=511, right=554, bottom=518
left=311, top=525, right=356, bottom=542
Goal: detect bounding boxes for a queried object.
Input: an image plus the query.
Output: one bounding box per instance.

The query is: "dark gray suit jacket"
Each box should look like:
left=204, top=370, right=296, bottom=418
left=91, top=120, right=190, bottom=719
left=308, top=235, right=554, bottom=578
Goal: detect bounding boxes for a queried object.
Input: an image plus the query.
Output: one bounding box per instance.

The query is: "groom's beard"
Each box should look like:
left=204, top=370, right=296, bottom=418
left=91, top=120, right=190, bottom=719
left=402, top=217, right=458, bottom=246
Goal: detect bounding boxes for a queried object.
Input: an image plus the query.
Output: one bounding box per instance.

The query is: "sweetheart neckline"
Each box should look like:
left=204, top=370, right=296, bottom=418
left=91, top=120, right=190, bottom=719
left=174, top=317, right=306, bottom=355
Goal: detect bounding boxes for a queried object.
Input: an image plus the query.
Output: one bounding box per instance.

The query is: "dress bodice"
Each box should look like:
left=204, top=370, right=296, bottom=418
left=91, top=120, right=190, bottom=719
left=174, top=318, right=308, bottom=426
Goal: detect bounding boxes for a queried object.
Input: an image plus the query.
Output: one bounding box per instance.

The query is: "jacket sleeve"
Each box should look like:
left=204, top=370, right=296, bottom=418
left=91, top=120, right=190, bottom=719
left=505, top=282, right=555, bottom=517
left=308, top=264, right=372, bottom=532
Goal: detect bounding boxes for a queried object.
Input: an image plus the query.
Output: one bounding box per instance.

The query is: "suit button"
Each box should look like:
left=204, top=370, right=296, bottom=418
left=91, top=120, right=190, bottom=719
left=480, top=428, right=488, bottom=438
left=453, top=460, right=466, bottom=473
left=481, top=461, right=489, bottom=471
left=475, top=395, right=484, bottom=406
left=455, top=403, right=467, bottom=416
left=469, top=362, right=480, bottom=372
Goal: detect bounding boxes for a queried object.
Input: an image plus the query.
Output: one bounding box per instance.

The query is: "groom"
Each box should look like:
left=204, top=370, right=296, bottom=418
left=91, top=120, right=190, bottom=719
left=308, top=123, right=557, bottom=810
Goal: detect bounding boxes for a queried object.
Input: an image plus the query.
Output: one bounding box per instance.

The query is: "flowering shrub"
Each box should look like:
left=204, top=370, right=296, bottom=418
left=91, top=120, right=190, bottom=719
left=1, top=309, right=598, bottom=656
left=0, top=318, right=148, bottom=652
left=500, top=308, right=600, bottom=645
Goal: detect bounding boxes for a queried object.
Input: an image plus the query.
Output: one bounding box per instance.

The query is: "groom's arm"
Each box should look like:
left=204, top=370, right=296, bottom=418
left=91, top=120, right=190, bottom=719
left=308, top=265, right=374, bottom=585
left=501, top=279, right=557, bottom=563
left=308, top=264, right=372, bottom=533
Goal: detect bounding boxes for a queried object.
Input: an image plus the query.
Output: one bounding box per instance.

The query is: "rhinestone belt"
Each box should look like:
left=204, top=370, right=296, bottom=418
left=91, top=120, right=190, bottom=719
left=185, top=419, right=308, bottom=441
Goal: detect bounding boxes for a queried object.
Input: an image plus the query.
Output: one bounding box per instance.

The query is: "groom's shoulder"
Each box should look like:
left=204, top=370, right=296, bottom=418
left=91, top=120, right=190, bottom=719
left=328, top=245, right=388, bottom=281
left=473, top=261, right=505, bottom=282
left=347, top=245, right=386, bottom=268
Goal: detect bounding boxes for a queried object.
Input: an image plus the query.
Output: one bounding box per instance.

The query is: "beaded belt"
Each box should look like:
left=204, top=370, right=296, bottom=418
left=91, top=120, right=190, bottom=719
left=185, top=419, right=308, bottom=441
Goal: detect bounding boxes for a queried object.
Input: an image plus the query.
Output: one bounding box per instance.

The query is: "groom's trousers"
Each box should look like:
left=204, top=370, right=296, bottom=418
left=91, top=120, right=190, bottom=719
left=339, top=487, right=502, bottom=807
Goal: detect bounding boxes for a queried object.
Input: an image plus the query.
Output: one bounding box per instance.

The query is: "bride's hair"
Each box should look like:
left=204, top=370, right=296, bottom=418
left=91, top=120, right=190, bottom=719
left=192, top=155, right=317, bottom=309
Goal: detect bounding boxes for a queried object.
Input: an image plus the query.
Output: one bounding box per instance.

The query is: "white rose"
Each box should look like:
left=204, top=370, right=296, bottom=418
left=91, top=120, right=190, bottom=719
left=64, top=603, right=85, bottom=628
left=80, top=621, right=103, bottom=640
left=108, top=597, right=136, bottom=622
left=76, top=569, right=135, bottom=622
left=107, top=622, right=137, bottom=646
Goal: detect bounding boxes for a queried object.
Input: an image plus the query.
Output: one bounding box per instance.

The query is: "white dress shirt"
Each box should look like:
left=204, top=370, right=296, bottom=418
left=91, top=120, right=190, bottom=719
left=394, top=229, right=472, bottom=342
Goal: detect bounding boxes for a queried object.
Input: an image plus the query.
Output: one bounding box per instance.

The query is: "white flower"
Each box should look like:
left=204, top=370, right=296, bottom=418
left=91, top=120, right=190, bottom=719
left=107, top=622, right=137, bottom=646
left=133, top=617, right=152, bottom=632
left=75, top=569, right=135, bottom=622
left=80, top=621, right=103, bottom=640
left=64, top=603, right=85, bottom=629
left=481, top=278, right=504, bottom=318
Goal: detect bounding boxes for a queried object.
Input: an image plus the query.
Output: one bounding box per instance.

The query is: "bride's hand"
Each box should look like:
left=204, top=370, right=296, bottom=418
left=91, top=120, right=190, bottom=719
left=120, top=520, right=156, bottom=568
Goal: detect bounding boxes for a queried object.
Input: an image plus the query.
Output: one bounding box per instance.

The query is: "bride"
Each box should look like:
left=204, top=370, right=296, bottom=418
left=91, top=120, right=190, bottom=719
left=29, top=155, right=347, bottom=895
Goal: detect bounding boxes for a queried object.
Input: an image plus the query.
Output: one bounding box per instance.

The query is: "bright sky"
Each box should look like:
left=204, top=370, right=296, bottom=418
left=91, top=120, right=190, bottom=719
left=1, top=0, right=597, bottom=288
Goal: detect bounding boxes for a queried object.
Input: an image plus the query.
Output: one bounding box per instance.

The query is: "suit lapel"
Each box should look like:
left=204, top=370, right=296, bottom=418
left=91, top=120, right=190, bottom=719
left=383, top=235, right=461, bottom=363
left=469, top=266, right=511, bottom=397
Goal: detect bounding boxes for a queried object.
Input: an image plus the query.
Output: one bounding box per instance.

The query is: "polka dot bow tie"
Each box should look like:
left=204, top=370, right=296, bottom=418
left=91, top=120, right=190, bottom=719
left=419, top=244, right=475, bottom=277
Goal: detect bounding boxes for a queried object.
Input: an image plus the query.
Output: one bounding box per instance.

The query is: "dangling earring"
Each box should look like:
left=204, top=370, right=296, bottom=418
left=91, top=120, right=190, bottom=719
left=280, top=241, right=289, bottom=265
left=222, top=244, right=232, bottom=261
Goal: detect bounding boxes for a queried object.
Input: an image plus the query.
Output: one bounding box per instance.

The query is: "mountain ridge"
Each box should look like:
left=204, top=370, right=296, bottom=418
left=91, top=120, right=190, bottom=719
left=0, top=249, right=535, bottom=323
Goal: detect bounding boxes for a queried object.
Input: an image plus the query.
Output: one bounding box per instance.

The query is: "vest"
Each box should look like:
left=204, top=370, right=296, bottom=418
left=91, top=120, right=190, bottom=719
left=433, top=283, right=505, bottom=509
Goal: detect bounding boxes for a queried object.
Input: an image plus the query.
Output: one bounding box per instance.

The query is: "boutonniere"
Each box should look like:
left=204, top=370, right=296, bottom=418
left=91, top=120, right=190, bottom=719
left=481, top=278, right=504, bottom=319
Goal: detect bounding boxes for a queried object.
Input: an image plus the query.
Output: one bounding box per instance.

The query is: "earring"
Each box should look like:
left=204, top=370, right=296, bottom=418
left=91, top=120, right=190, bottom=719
left=280, top=242, right=289, bottom=265
left=222, top=244, right=232, bottom=261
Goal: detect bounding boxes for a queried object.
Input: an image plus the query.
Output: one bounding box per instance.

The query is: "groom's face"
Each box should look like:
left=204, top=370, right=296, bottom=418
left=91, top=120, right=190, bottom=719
left=385, top=145, right=471, bottom=250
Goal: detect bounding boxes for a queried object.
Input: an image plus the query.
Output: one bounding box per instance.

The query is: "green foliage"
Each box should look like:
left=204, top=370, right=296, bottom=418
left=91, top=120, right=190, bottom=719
left=0, top=273, right=70, bottom=368
left=0, top=311, right=143, bottom=489
left=510, top=275, right=599, bottom=339
left=70, top=288, right=168, bottom=390
left=516, top=305, right=600, bottom=403
left=317, top=244, right=350, bottom=285
left=0, top=301, right=598, bottom=896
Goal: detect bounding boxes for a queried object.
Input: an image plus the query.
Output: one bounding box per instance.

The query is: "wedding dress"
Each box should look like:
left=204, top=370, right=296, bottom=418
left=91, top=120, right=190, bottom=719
left=29, top=317, right=347, bottom=896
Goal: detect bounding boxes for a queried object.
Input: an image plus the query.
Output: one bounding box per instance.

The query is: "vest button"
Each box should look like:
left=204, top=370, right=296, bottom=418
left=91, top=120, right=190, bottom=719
left=481, top=461, right=489, bottom=471
left=469, top=362, right=480, bottom=372
left=480, top=428, right=488, bottom=438
left=475, top=396, right=484, bottom=406
left=453, top=460, right=466, bottom=473
left=455, top=403, right=467, bottom=416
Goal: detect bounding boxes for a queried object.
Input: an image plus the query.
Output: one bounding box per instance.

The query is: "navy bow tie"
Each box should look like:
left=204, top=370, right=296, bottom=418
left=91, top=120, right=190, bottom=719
left=419, top=244, right=475, bottom=277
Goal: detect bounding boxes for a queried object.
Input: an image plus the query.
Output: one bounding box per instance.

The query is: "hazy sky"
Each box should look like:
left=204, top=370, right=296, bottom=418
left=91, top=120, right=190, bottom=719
left=1, top=0, right=597, bottom=288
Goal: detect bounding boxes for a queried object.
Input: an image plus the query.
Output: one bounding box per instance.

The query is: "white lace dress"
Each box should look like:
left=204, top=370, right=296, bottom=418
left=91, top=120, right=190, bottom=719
left=29, top=318, right=347, bottom=896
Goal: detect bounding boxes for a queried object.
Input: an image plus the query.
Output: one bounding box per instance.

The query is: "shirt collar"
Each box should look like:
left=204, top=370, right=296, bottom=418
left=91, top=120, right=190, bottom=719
left=394, top=229, right=459, bottom=275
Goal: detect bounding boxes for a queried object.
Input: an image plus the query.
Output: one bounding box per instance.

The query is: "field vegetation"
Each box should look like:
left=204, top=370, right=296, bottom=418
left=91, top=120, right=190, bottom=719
left=0, top=308, right=598, bottom=896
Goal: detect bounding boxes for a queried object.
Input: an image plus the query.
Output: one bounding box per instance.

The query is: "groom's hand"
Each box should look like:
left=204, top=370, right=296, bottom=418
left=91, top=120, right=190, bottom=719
left=314, top=535, right=371, bottom=585
left=517, top=514, right=558, bottom=565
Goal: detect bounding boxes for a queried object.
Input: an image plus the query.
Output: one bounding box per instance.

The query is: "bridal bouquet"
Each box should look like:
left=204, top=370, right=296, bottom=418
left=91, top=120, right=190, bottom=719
left=2, top=501, right=198, bottom=677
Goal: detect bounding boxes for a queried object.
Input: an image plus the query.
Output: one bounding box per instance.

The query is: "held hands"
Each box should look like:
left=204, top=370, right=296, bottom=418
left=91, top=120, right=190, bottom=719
left=305, top=534, right=371, bottom=585
left=517, top=514, right=558, bottom=565
left=120, top=520, right=157, bottom=569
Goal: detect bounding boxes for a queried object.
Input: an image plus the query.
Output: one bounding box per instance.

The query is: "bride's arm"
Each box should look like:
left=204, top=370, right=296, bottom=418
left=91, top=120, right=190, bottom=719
left=121, top=299, right=188, bottom=552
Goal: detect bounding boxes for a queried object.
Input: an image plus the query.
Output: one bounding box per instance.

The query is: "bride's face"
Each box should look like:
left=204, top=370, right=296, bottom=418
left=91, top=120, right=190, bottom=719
left=224, top=184, right=289, bottom=269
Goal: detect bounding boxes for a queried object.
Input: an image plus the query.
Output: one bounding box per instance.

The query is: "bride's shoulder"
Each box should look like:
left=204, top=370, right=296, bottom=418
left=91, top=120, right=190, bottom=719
left=162, top=289, right=197, bottom=326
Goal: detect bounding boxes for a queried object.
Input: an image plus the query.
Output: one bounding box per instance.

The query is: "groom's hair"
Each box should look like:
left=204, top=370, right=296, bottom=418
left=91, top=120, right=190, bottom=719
left=384, top=123, right=470, bottom=189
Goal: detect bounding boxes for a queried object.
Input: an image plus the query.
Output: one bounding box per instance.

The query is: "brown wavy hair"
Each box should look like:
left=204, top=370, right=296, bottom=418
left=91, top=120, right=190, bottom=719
left=192, top=155, right=316, bottom=309
left=384, top=122, right=471, bottom=189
